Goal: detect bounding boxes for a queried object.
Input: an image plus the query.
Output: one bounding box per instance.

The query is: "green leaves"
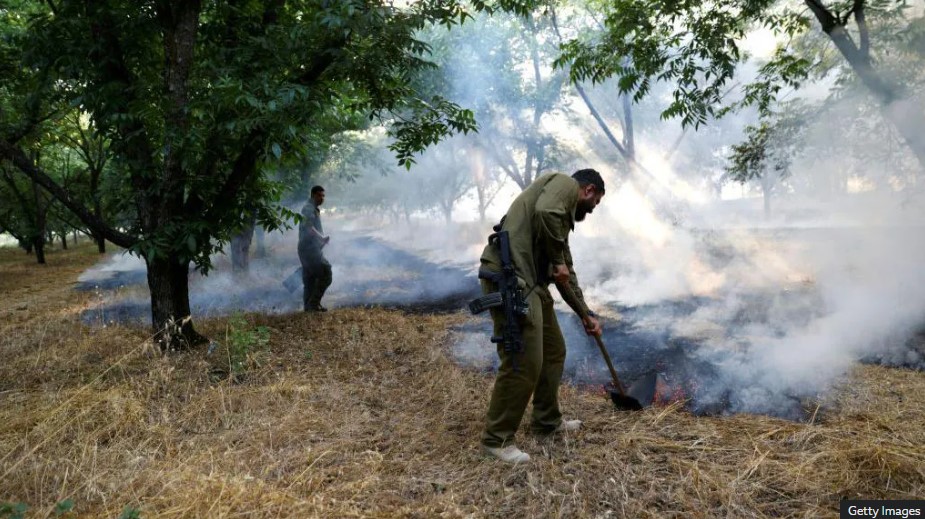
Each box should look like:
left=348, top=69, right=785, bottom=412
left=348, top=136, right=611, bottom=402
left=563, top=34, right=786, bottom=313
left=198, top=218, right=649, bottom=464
left=226, top=314, right=271, bottom=376
left=386, top=96, right=477, bottom=169
left=555, top=0, right=815, bottom=127
left=0, top=502, right=28, bottom=519
left=117, top=506, right=142, bottom=519
left=53, top=499, right=74, bottom=517
left=725, top=105, right=809, bottom=184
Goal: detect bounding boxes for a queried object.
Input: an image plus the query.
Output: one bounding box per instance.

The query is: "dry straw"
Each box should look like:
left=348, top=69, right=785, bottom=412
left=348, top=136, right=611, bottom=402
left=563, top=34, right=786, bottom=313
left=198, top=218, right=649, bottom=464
left=1, top=244, right=924, bottom=518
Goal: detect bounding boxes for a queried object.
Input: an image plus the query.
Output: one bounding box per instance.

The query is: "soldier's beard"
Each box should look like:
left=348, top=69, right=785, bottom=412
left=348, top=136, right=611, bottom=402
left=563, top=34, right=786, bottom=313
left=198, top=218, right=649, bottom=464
left=575, top=202, right=594, bottom=222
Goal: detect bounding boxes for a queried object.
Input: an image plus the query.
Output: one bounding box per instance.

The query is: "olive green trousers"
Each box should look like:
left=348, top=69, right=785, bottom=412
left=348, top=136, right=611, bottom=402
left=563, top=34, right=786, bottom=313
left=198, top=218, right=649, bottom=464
left=480, top=280, right=566, bottom=448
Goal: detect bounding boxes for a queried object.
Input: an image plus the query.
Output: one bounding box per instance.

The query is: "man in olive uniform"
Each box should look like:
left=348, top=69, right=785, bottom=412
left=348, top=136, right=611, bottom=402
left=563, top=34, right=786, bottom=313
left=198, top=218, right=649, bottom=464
left=479, top=169, right=605, bottom=463
left=298, top=185, right=332, bottom=312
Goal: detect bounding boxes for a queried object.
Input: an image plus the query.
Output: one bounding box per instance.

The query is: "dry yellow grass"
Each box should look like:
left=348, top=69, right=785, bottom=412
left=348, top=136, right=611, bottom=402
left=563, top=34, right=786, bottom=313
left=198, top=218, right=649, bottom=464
left=2, top=242, right=925, bottom=518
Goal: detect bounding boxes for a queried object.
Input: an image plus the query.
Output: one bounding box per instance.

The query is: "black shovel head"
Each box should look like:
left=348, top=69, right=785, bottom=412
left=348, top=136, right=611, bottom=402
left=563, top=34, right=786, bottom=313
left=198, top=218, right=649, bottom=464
left=609, top=391, right=644, bottom=411
left=607, top=372, right=658, bottom=411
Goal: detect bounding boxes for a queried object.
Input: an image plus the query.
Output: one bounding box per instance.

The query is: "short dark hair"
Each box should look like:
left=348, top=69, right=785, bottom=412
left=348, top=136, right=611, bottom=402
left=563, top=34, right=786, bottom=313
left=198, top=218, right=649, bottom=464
left=310, top=185, right=325, bottom=195
left=572, top=169, right=605, bottom=194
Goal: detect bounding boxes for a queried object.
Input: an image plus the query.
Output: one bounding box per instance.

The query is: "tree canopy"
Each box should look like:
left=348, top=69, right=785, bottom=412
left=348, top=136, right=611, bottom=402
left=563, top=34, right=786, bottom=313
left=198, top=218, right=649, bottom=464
left=0, top=0, right=512, bottom=348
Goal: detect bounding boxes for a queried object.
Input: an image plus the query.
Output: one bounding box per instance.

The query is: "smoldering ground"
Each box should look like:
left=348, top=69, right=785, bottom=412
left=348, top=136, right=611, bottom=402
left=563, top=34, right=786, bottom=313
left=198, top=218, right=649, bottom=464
left=440, top=21, right=925, bottom=418
left=74, top=9, right=925, bottom=421
left=75, top=109, right=925, bottom=423
left=77, top=222, right=481, bottom=326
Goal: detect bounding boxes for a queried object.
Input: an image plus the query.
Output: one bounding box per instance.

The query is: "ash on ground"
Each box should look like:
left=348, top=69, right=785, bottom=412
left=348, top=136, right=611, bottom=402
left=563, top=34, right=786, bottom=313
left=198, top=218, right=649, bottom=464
left=78, top=230, right=480, bottom=325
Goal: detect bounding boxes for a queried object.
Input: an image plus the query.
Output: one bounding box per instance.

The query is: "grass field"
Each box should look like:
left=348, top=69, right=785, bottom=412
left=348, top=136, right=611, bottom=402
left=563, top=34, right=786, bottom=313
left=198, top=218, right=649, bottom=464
left=2, top=241, right=924, bottom=518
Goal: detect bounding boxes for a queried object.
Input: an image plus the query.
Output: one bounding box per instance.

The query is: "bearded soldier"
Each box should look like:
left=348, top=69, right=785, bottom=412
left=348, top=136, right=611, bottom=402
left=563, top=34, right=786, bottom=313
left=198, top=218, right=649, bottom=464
left=477, top=169, right=605, bottom=463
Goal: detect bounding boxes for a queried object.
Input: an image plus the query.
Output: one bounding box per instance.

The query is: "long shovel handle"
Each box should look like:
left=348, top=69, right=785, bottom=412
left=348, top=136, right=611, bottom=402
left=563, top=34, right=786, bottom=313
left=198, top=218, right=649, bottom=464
left=555, top=281, right=628, bottom=396
left=592, top=334, right=628, bottom=396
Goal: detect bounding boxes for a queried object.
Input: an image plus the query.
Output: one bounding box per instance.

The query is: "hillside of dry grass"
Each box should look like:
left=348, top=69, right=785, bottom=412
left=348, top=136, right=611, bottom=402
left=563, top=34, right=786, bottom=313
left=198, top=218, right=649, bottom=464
left=2, top=242, right=925, bottom=518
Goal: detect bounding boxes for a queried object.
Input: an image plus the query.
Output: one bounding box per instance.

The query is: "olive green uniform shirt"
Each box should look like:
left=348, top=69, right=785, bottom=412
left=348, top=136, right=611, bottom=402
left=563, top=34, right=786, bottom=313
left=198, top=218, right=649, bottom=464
left=479, top=172, right=591, bottom=316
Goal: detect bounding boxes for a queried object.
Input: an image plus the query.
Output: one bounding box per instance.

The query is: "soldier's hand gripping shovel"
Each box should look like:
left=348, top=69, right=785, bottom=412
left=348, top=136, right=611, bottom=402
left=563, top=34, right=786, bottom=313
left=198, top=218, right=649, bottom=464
left=558, top=282, right=656, bottom=411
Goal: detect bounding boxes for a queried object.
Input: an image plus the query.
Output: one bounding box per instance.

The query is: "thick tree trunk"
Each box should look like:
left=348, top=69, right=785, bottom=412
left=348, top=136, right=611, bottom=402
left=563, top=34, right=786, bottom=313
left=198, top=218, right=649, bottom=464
left=145, top=255, right=205, bottom=351
left=254, top=227, right=266, bottom=258
left=230, top=219, right=255, bottom=273
left=61, top=232, right=68, bottom=250
left=881, top=103, right=925, bottom=170
left=93, top=198, right=106, bottom=253
left=33, top=236, right=45, bottom=264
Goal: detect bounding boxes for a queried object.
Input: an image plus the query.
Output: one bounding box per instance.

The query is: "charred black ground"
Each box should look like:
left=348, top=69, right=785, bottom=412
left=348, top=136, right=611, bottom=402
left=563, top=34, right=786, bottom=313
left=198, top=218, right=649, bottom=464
left=451, top=282, right=925, bottom=421
left=78, top=232, right=481, bottom=325
left=76, top=230, right=925, bottom=421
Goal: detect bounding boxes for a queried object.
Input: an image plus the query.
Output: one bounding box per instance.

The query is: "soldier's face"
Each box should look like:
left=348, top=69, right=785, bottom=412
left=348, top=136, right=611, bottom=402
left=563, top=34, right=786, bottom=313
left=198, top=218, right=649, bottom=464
left=575, top=186, right=603, bottom=222
left=312, top=191, right=326, bottom=206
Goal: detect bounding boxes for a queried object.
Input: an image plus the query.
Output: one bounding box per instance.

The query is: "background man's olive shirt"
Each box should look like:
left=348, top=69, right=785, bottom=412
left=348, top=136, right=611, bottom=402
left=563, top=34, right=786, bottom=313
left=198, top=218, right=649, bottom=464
left=299, top=200, right=324, bottom=252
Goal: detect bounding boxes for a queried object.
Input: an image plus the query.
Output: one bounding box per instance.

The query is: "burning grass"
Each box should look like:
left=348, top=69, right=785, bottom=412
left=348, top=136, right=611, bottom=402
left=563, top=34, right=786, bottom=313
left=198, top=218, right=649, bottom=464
left=2, top=243, right=925, bottom=518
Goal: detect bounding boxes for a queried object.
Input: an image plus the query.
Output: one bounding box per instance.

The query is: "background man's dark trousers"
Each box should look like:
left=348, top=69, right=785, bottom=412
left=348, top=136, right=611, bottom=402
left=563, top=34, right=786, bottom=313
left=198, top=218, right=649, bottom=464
left=299, top=248, right=332, bottom=311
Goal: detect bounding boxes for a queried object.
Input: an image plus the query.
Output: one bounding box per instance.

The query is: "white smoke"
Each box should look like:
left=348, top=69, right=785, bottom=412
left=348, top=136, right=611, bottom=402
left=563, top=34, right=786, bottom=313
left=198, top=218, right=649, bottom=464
left=71, top=8, right=925, bottom=419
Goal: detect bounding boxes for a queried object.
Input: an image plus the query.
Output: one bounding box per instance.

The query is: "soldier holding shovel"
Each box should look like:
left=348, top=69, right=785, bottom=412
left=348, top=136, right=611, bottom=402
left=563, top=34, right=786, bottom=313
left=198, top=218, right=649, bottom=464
left=471, top=169, right=605, bottom=463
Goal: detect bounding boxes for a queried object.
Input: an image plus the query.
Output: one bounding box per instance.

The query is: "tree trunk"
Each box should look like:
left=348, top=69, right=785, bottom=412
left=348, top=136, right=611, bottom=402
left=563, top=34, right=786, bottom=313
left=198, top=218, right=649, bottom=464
left=761, top=175, right=773, bottom=218
left=881, top=103, right=925, bottom=170
left=622, top=92, right=636, bottom=162
left=32, top=177, right=47, bottom=261
left=61, top=232, right=68, bottom=250
left=476, top=181, right=488, bottom=224
left=145, top=255, right=205, bottom=351
left=22, top=240, right=33, bottom=255
left=33, top=236, right=45, bottom=264
left=230, top=218, right=255, bottom=273
left=93, top=197, right=106, bottom=253
left=254, top=226, right=266, bottom=258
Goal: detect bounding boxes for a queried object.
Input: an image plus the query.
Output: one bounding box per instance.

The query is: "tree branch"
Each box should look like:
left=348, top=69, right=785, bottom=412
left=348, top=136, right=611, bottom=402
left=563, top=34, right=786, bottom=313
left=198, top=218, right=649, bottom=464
left=853, top=0, right=870, bottom=61
left=480, top=137, right=525, bottom=189
left=804, top=0, right=839, bottom=34
left=549, top=6, right=629, bottom=159
left=804, top=0, right=896, bottom=104
left=1, top=168, right=36, bottom=220
left=574, top=82, right=628, bottom=157
left=0, top=139, right=137, bottom=248
left=157, top=0, right=203, bottom=222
